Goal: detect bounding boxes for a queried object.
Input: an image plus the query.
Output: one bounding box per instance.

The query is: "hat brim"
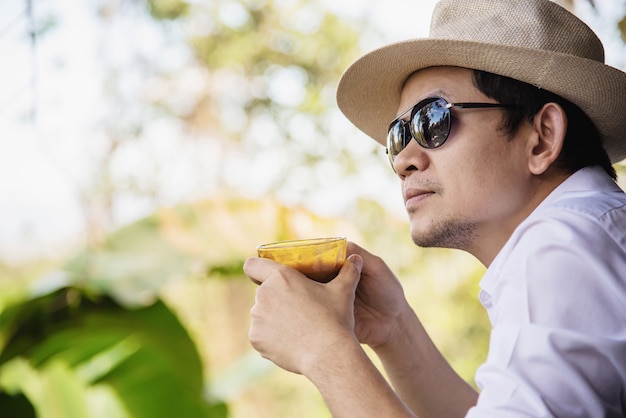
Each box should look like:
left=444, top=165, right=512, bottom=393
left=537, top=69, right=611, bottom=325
left=337, top=38, right=626, bottom=164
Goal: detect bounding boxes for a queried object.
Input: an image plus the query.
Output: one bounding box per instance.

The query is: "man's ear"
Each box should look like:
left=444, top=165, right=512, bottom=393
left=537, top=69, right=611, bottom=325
left=527, top=102, right=567, bottom=175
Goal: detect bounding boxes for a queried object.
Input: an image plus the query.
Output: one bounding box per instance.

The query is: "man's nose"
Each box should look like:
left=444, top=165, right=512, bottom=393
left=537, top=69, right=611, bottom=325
left=392, top=139, right=429, bottom=177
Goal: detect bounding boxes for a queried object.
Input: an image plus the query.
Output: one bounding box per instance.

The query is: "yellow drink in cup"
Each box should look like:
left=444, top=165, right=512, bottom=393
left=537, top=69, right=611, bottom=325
left=257, top=237, right=347, bottom=283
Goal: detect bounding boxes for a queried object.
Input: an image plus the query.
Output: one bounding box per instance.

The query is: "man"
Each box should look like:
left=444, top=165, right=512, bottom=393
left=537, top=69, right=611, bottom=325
left=244, top=0, right=626, bottom=416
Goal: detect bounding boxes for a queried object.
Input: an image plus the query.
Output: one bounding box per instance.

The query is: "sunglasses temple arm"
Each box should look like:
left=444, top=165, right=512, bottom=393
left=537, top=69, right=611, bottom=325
left=450, top=102, right=518, bottom=109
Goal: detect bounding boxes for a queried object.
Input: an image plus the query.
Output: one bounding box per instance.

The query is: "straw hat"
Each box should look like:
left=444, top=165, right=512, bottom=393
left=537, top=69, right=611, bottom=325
left=336, top=0, right=626, bottom=163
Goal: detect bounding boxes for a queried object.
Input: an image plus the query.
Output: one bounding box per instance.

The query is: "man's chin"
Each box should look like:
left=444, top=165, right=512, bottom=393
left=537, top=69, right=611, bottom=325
left=410, top=219, right=476, bottom=251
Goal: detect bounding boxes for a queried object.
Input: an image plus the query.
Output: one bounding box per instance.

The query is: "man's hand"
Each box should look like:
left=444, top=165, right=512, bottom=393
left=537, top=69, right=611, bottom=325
left=244, top=253, right=364, bottom=375
left=348, top=242, right=410, bottom=349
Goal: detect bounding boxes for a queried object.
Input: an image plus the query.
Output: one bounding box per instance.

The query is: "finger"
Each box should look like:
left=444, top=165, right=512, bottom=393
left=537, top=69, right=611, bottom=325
left=243, top=257, right=305, bottom=285
left=243, top=257, right=281, bottom=285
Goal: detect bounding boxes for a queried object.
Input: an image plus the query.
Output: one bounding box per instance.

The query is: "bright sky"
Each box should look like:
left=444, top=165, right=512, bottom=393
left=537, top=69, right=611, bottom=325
left=1, top=0, right=102, bottom=261
left=0, top=0, right=624, bottom=262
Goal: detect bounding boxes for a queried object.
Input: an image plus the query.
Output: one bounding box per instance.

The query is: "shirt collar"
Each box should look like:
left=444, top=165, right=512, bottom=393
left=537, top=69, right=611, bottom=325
left=480, top=166, right=621, bottom=296
left=533, top=166, right=621, bottom=212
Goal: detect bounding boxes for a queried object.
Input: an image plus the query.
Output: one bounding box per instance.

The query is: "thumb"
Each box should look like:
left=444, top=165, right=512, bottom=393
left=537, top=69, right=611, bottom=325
left=333, top=254, right=363, bottom=291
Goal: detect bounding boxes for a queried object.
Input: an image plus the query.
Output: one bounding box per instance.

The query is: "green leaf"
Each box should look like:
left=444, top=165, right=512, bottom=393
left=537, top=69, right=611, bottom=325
left=0, top=287, right=226, bottom=418
left=0, top=391, right=36, bottom=418
left=0, top=358, right=92, bottom=418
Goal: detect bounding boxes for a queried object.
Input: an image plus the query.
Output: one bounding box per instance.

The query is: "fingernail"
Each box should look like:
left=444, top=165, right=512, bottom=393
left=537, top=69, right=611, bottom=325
left=349, top=254, right=363, bottom=271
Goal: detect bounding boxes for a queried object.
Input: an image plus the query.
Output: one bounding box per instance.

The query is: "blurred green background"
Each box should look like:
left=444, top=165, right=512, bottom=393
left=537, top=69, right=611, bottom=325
left=1, top=0, right=625, bottom=417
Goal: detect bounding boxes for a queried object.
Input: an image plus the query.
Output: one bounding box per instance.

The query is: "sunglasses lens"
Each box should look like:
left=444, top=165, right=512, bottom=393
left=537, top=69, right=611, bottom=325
left=387, top=120, right=411, bottom=163
left=386, top=98, right=452, bottom=167
left=411, top=98, right=450, bottom=149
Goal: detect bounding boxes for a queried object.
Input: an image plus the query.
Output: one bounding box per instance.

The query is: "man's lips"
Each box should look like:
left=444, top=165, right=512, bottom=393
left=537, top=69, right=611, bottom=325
left=404, top=188, right=435, bottom=207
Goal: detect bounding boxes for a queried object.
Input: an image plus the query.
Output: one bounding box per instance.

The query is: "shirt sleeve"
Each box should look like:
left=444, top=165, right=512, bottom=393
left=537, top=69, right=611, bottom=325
left=467, top=209, right=626, bottom=418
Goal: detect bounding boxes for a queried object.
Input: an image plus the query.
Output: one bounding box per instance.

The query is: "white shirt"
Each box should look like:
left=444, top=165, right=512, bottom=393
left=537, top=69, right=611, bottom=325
left=467, top=166, right=626, bottom=418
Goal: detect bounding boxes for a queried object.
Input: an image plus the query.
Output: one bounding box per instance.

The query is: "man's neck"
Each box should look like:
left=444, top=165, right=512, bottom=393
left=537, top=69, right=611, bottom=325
left=470, top=170, right=572, bottom=267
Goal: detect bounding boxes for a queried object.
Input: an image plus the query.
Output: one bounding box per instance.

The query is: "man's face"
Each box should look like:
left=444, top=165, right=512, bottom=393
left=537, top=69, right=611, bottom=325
left=393, top=66, right=534, bottom=264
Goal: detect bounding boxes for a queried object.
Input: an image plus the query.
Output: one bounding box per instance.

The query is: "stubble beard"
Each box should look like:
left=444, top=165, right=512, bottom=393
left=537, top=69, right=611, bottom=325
left=410, top=217, right=477, bottom=251
left=404, top=179, right=477, bottom=251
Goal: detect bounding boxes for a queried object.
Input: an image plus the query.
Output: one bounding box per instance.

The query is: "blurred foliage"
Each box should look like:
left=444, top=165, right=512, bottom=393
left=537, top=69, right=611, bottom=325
left=619, top=15, right=626, bottom=43
left=0, top=286, right=226, bottom=418
left=62, top=194, right=365, bottom=307
left=146, top=0, right=189, bottom=20
left=182, top=0, right=364, bottom=138
left=88, top=0, right=382, bottom=230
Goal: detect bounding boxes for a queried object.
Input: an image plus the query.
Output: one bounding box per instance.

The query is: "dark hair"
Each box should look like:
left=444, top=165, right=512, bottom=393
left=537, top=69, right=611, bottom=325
left=472, top=70, right=616, bottom=180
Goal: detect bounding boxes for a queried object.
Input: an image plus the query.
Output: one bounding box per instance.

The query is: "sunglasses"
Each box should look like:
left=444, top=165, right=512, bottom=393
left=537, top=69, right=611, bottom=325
left=386, top=97, right=517, bottom=167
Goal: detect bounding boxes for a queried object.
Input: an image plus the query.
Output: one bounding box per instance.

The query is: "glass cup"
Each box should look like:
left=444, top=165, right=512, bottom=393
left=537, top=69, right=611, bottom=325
left=256, top=237, right=347, bottom=283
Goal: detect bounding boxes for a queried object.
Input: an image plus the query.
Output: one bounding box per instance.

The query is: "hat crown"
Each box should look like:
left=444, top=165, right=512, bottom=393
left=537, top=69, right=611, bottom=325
left=336, top=0, right=626, bottom=163
left=431, top=0, right=605, bottom=62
